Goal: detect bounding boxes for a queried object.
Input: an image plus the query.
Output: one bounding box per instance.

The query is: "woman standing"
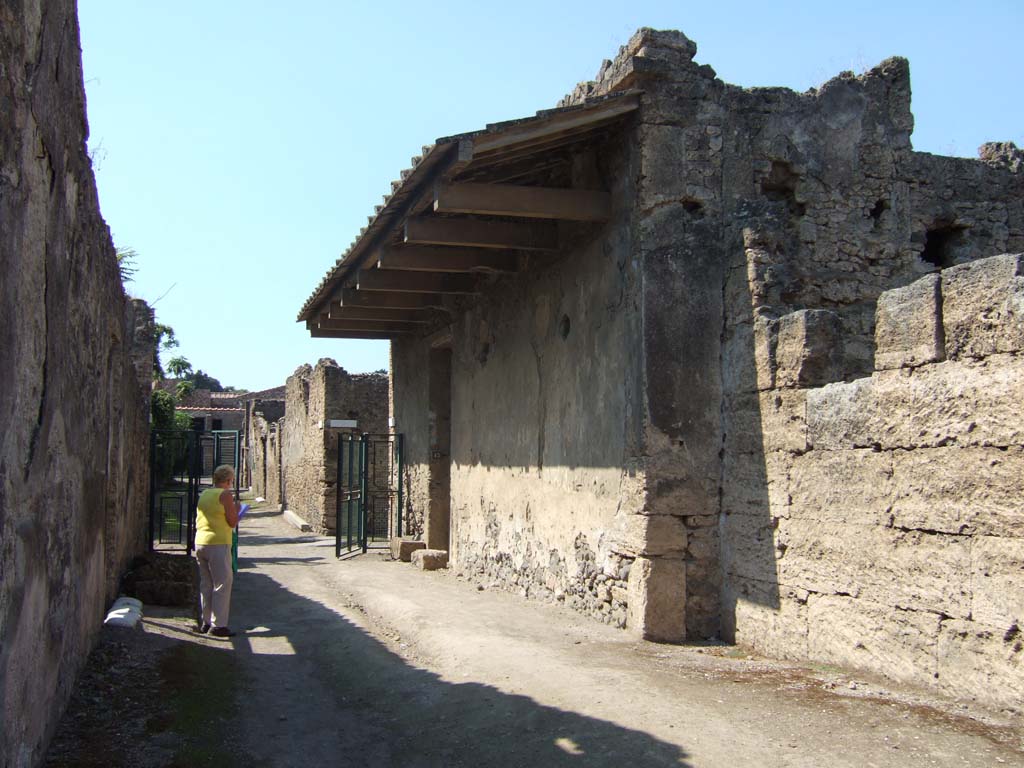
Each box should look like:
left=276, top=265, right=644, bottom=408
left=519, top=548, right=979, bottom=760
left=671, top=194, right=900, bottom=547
left=195, top=464, right=239, bottom=638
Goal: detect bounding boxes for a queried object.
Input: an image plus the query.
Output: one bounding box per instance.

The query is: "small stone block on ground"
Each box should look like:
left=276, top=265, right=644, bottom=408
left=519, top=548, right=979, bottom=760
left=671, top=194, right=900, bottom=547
left=411, top=549, right=449, bottom=571
left=282, top=509, right=312, bottom=532
left=391, top=538, right=427, bottom=562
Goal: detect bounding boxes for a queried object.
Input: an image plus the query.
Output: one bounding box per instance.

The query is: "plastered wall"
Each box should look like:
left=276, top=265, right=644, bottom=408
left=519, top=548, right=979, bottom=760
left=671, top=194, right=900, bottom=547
left=0, top=2, right=154, bottom=763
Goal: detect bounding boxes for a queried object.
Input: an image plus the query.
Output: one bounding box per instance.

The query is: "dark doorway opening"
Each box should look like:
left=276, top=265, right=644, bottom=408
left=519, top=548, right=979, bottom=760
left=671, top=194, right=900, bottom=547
left=922, top=223, right=969, bottom=269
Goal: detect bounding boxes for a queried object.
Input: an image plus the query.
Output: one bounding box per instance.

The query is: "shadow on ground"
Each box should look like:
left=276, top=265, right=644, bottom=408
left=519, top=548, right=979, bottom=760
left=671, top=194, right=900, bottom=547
left=228, top=554, right=692, bottom=767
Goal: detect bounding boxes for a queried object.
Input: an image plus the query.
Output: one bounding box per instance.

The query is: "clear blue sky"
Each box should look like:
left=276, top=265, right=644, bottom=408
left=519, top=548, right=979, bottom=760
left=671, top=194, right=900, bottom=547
left=78, top=1, right=1023, bottom=392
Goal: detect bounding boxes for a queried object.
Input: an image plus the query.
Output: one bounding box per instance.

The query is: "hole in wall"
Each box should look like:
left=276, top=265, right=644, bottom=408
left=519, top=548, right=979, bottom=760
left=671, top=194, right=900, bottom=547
left=761, top=160, right=806, bottom=217
left=921, top=223, right=969, bottom=269
left=681, top=199, right=705, bottom=217
left=559, top=315, right=571, bottom=340
left=869, top=199, right=889, bottom=226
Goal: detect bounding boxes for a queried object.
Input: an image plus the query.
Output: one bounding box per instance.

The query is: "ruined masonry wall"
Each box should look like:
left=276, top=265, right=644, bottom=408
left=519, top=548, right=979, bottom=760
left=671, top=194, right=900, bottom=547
left=280, top=360, right=387, bottom=533
left=0, top=3, right=154, bottom=765
left=721, top=254, right=1024, bottom=711
left=600, top=28, right=1024, bottom=642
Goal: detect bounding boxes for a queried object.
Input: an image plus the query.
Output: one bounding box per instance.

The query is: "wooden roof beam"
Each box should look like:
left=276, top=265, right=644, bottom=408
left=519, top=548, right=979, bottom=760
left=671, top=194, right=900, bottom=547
left=376, top=245, right=519, bottom=274
left=310, top=328, right=401, bottom=340
left=467, top=94, right=641, bottom=158
left=404, top=217, right=558, bottom=251
left=337, top=287, right=451, bottom=310
left=434, top=182, right=610, bottom=222
left=315, top=317, right=420, bottom=334
left=326, top=302, right=435, bottom=323
left=356, top=269, right=481, bottom=295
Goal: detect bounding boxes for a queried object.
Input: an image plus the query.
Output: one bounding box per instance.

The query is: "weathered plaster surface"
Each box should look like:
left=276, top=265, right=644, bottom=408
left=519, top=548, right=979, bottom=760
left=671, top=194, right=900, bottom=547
left=0, top=2, right=154, bottom=763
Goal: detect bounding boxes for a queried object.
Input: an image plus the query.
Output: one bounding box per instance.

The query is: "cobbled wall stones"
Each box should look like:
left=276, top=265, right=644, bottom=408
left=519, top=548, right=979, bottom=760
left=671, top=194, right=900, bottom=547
left=279, top=360, right=387, bottom=533
left=0, top=2, right=155, bottom=764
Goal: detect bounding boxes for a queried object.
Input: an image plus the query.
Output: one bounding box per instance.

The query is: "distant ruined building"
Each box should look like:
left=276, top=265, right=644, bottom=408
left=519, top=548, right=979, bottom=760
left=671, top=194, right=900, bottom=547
left=246, top=360, right=388, bottom=534
left=300, top=28, right=1023, bottom=711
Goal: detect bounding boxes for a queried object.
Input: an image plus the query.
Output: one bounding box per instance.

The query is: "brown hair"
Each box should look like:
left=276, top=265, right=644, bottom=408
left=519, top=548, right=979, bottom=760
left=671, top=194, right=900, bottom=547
left=212, top=464, right=235, bottom=485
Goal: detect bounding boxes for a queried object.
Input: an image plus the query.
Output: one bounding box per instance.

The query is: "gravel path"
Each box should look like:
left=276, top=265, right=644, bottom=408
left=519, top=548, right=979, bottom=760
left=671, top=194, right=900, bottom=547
left=46, top=504, right=1024, bottom=767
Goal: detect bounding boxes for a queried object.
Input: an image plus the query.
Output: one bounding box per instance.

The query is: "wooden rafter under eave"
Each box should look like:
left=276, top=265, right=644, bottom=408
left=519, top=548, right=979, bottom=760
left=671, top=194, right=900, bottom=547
left=356, top=269, right=480, bottom=295
left=326, top=303, right=435, bottom=323
left=434, top=182, right=611, bottom=221
left=336, top=287, right=451, bottom=310
left=404, top=216, right=558, bottom=251
left=314, top=317, right=420, bottom=334
left=309, top=328, right=402, bottom=339
left=376, top=245, right=519, bottom=274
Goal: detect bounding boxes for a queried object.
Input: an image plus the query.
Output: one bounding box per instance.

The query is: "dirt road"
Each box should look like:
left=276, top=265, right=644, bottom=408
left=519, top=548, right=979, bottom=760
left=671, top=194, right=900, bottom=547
left=47, top=504, right=1023, bottom=767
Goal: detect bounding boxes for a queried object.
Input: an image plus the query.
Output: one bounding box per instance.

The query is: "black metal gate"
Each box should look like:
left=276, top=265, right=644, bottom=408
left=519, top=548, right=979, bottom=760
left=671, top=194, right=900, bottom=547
left=150, top=429, right=240, bottom=554
left=336, top=433, right=403, bottom=557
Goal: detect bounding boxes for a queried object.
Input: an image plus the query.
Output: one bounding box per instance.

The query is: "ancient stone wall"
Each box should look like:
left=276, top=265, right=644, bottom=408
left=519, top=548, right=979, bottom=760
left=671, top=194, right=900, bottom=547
left=567, top=28, right=1024, bottom=642
left=390, top=339, right=430, bottom=540
left=266, top=422, right=283, bottom=507
left=280, top=360, right=387, bottom=533
left=245, top=398, right=285, bottom=496
left=0, top=2, right=154, bottom=764
left=393, top=131, right=655, bottom=631
left=721, top=254, right=1024, bottom=711
left=393, top=28, right=1023, bottom=681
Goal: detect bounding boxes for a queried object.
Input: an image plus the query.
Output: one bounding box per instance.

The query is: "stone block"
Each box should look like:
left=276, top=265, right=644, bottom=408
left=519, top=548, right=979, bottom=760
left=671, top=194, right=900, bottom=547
left=638, top=124, right=689, bottom=209
left=390, top=538, right=426, bottom=562
left=778, top=523, right=972, bottom=618
left=806, top=594, right=940, bottom=687
left=720, top=512, right=782, bottom=585
left=874, top=273, right=944, bottom=370
left=807, top=357, right=1024, bottom=450
left=789, top=449, right=893, bottom=526
left=282, top=509, right=312, bottom=532
left=942, top=252, right=1024, bottom=360
left=626, top=556, right=686, bottom=641
left=936, top=619, right=1024, bottom=711
left=607, top=514, right=687, bottom=557
left=775, top=309, right=844, bottom=388
left=411, top=549, right=449, bottom=571
left=724, top=579, right=809, bottom=659
left=721, top=314, right=775, bottom=394
left=723, top=389, right=807, bottom=455
left=891, top=446, right=1024, bottom=536
left=721, top=450, right=791, bottom=518
left=970, top=536, right=1024, bottom=630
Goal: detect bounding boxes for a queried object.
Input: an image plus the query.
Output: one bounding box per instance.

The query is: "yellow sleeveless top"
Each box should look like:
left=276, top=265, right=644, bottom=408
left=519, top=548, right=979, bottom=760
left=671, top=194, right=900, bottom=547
left=195, top=487, right=232, bottom=546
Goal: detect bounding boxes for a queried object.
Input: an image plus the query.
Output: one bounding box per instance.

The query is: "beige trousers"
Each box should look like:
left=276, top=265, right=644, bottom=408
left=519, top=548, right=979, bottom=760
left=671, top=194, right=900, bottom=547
left=196, top=544, right=233, bottom=628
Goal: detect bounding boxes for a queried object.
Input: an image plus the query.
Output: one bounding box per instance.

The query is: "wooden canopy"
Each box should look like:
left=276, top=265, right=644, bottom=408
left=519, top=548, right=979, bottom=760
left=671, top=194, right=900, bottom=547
left=298, top=92, right=641, bottom=339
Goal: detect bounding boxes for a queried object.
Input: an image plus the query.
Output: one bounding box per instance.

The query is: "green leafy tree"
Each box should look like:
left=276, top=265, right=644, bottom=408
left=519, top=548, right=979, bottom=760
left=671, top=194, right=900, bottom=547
left=166, top=356, right=193, bottom=379
left=190, top=369, right=224, bottom=392
left=175, top=380, right=196, bottom=400
left=151, top=389, right=176, bottom=431
left=153, top=323, right=180, bottom=379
